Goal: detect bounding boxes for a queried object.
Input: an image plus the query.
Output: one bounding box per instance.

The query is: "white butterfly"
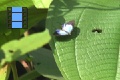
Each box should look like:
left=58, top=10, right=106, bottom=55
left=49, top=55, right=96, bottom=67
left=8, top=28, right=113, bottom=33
left=54, top=20, right=75, bottom=36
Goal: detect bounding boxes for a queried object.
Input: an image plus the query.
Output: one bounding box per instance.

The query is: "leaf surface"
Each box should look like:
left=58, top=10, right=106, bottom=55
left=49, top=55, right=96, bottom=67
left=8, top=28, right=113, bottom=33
left=1, top=29, right=51, bottom=66
left=0, top=64, right=11, bottom=80
left=0, top=0, right=47, bottom=47
left=46, top=0, right=120, bottom=80
left=31, top=48, right=64, bottom=80
left=32, top=0, right=53, bottom=8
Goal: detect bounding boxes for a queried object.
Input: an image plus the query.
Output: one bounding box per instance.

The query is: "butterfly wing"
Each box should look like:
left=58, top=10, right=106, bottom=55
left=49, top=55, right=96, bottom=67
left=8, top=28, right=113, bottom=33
left=53, top=29, right=69, bottom=36
left=62, top=20, right=75, bottom=34
left=62, top=24, right=73, bottom=34
left=54, top=20, right=75, bottom=36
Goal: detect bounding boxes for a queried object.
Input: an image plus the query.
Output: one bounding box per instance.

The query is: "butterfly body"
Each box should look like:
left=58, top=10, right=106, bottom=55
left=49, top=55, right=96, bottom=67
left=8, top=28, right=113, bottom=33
left=54, top=20, right=75, bottom=36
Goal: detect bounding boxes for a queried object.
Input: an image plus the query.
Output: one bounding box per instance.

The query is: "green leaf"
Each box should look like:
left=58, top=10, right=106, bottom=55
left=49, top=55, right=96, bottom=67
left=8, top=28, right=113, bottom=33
left=46, top=0, right=120, bottom=80
left=0, top=7, right=47, bottom=35
left=0, top=0, right=48, bottom=47
left=0, top=0, right=33, bottom=11
left=0, top=0, right=33, bottom=34
left=79, top=0, right=120, bottom=7
left=32, top=0, right=53, bottom=8
left=0, top=6, right=47, bottom=46
left=30, top=48, right=64, bottom=80
left=1, top=29, right=51, bottom=65
left=19, top=70, right=40, bottom=80
left=0, top=64, right=11, bottom=80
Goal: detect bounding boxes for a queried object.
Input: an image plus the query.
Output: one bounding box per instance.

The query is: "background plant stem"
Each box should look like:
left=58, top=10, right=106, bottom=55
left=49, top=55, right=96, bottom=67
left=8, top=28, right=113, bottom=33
left=11, top=62, right=19, bottom=80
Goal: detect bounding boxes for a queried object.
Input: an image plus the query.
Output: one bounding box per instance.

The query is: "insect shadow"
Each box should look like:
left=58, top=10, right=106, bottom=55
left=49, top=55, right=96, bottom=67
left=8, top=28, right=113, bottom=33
left=54, top=27, right=80, bottom=41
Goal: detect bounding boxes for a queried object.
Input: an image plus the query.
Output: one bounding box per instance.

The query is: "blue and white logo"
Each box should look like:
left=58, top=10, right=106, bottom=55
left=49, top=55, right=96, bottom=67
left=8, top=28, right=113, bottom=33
left=54, top=20, right=75, bottom=36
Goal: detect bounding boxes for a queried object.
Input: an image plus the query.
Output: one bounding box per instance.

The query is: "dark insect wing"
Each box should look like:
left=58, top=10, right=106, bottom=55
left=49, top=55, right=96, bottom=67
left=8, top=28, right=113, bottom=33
left=53, top=29, right=60, bottom=36
left=53, top=31, right=59, bottom=36
left=66, top=20, right=75, bottom=26
left=92, top=28, right=102, bottom=33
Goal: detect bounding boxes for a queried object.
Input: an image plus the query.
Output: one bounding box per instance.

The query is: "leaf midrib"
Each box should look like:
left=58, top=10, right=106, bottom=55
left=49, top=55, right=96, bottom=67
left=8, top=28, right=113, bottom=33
left=73, top=5, right=88, bottom=80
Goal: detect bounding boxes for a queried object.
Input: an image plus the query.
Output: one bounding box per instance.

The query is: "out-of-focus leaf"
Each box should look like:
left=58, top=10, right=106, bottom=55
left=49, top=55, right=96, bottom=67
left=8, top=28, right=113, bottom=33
left=0, top=0, right=33, bottom=11
left=0, top=0, right=48, bottom=47
left=0, top=0, right=33, bottom=34
left=19, top=70, right=40, bottom=80
left=32, top=0, right=53, bottom=8
left=1, top=29, right=51, bottom=66
left=30, top=48, right=64, bottom=80
left=0, top=64, right=11, bottom=80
